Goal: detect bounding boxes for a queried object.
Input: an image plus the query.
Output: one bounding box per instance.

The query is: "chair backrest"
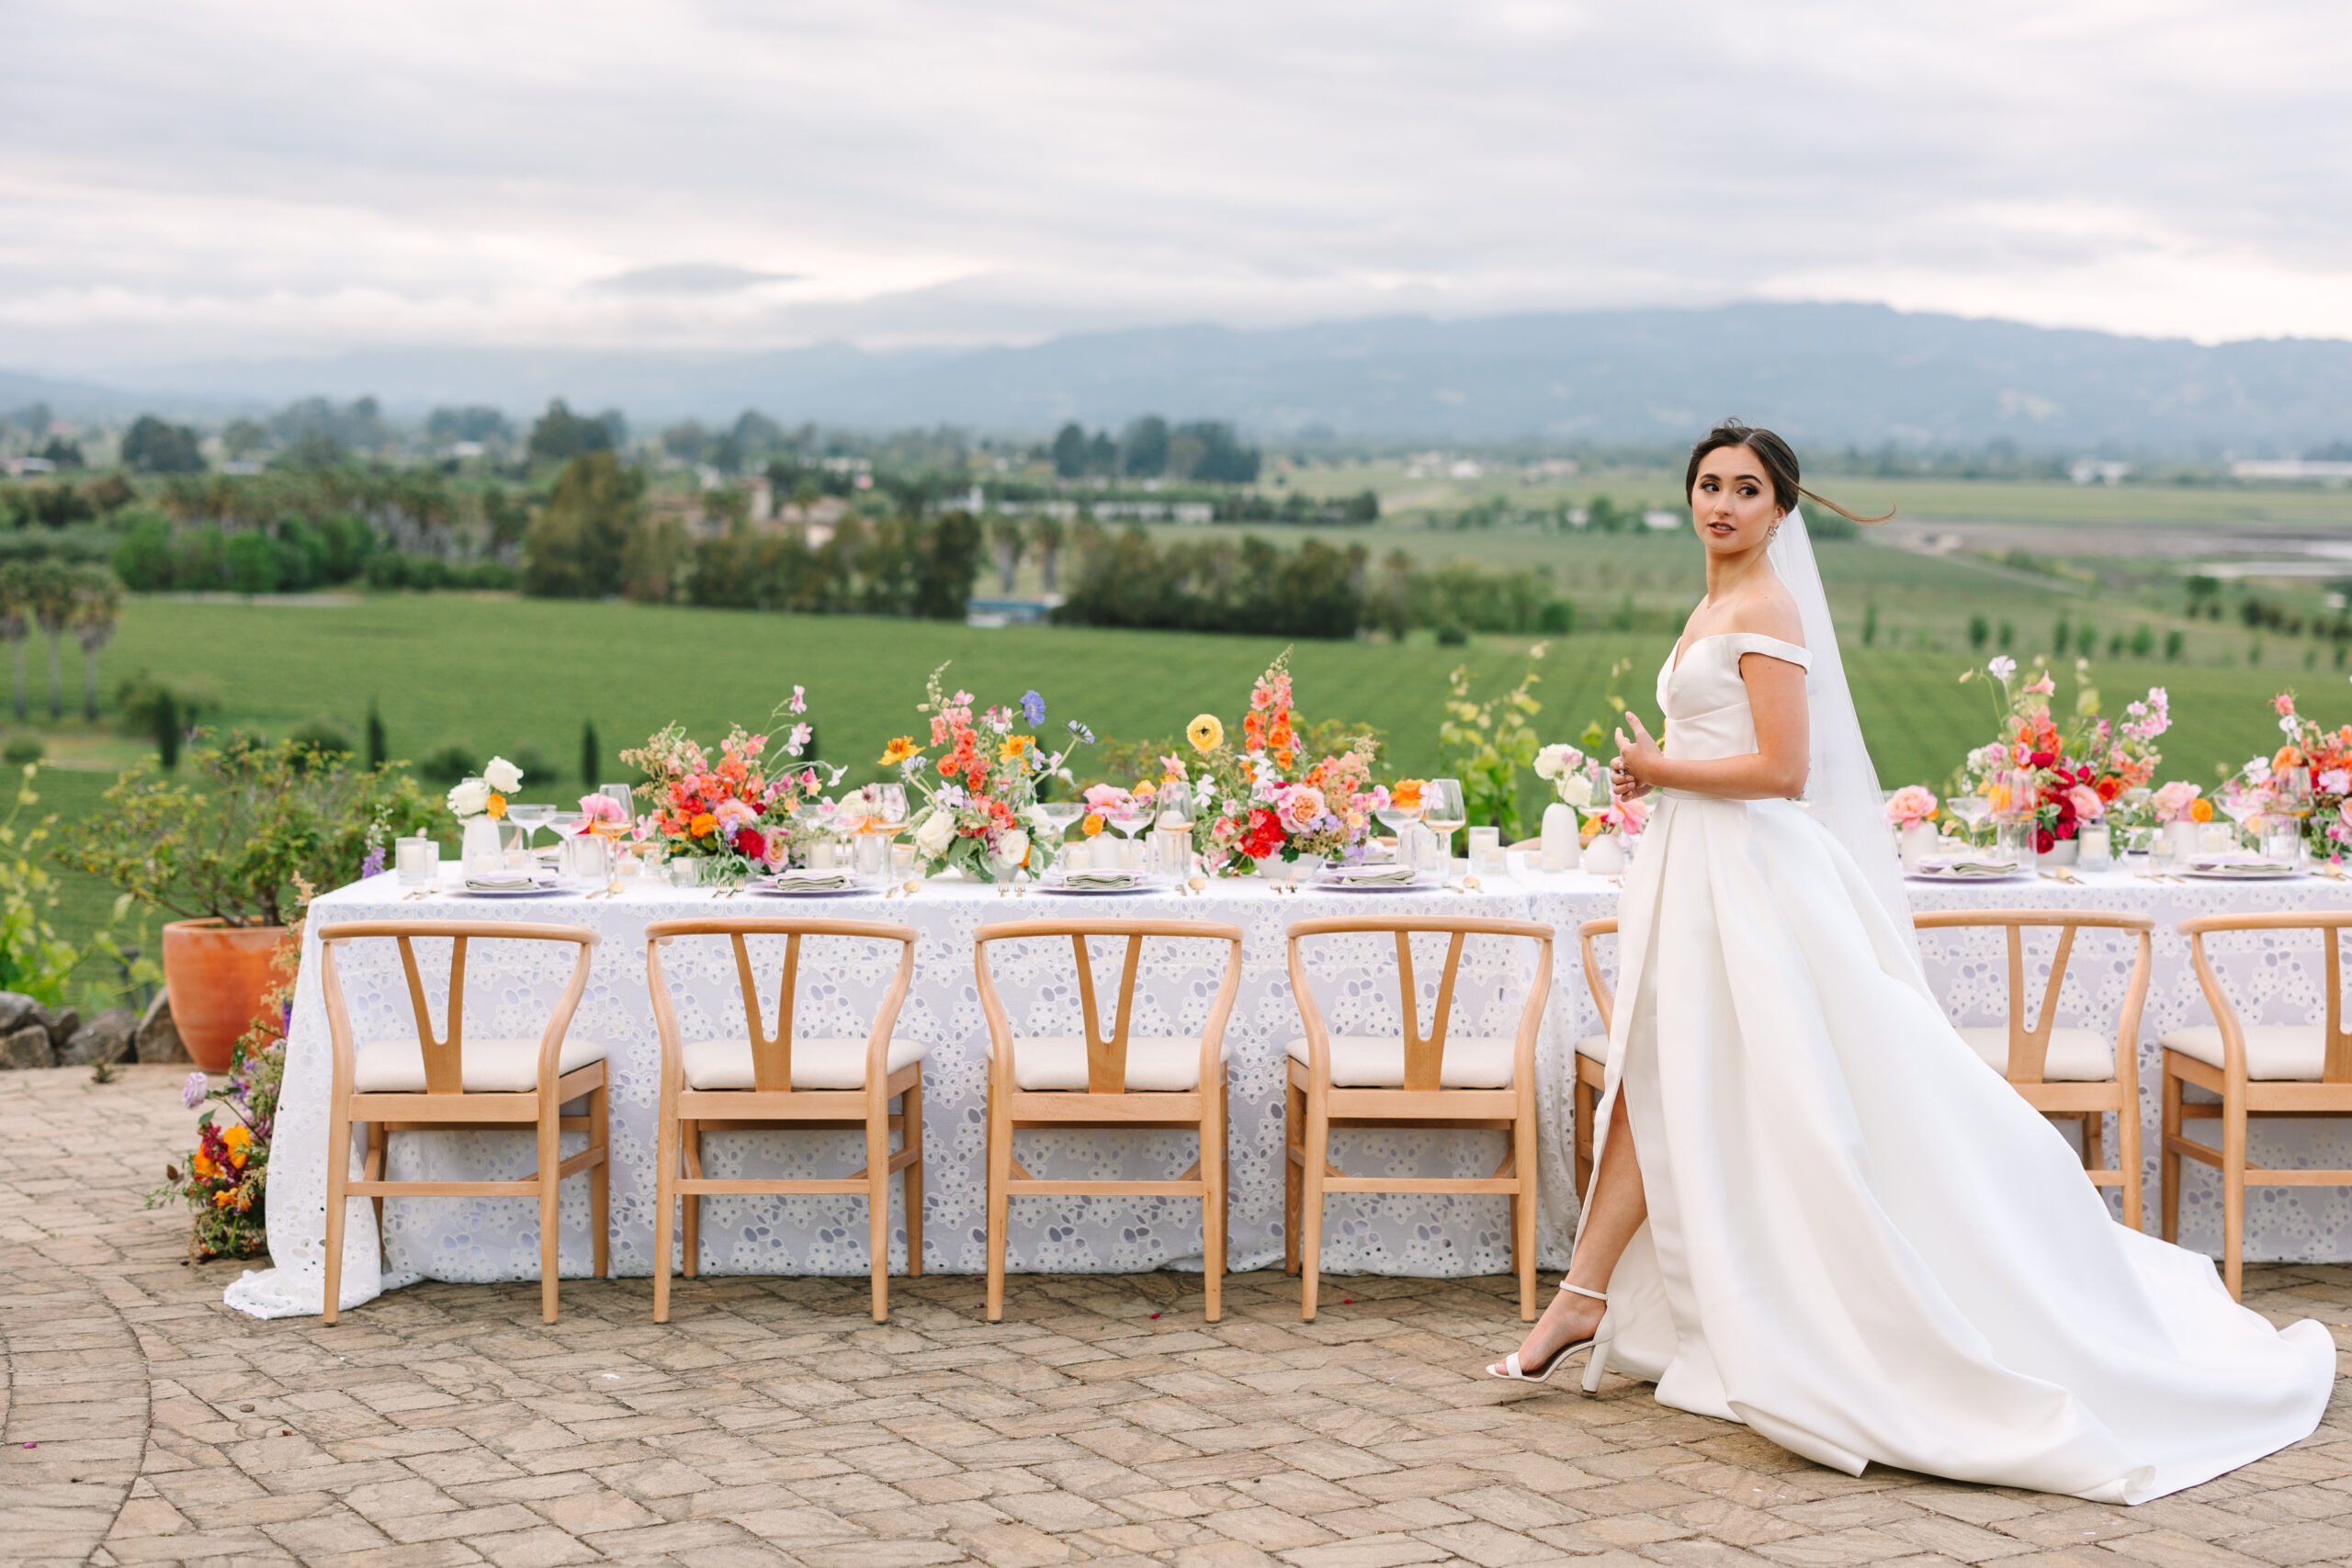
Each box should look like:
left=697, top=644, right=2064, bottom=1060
left=317, top=920, right=599, bottom=1096
left=1911, top=908, right=2153, bottom=1083
left=973, top=918, right=1245, bottom=1094
left=643, top=917, right=917, bottom=1092
left=2178, top=911, right=2352, bottom=1084
left=1577, top=918, right=1617, bottom=1034
left=1285, top=914, right=1556, bottom=1091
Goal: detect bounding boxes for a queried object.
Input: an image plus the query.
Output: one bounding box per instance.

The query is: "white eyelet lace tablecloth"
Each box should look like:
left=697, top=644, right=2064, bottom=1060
left=225, top=859, right=2352, bottom=1318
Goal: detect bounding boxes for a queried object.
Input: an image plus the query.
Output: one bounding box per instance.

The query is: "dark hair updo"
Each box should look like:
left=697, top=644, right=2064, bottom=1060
left=1684, top=420, right=1894, bottom=526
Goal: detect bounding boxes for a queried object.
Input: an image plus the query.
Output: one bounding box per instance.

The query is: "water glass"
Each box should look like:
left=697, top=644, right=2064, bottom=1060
left=2075, top=824, right=2111, bottom=870
left=1993, top=818, right=2034, bottom=866
left=892, top=843, right=918, bottom=880
left=2262, top=825, right=2301, bottom=866
left=394, top=835, right=438, bottom=886
left=854, top=831, right=888, bottom=876
left=2147, top=832, right=2177, bottom=877
left=564, top=831, right=611, bottom=883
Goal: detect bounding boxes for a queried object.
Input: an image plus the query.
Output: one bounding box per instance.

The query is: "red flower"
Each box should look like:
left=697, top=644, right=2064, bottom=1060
left=2028, top=750, right=2056, bottom=769
left=2035, top=828, right=2055, bottom=854
left=2096, top=776, right=2122, bottom=802
left=1240, top=807, right=1286, bottom=860
left=733, top=828, right=767, bottom=861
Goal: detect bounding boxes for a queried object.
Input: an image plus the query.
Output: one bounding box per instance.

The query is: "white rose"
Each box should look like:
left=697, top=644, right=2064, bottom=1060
left=997, top=829, right=1031, bottom=868
left=483, top=755, right=524, bottom=793
left=913, top=807, right=956, bottom=857
left=447, top=777, right=491, bottom=818
left=1560, top=774, right=1593, bottom=809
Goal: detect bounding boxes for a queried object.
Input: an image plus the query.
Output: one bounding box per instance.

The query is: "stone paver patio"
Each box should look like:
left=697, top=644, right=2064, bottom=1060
left=5, top=1064, right=2348, bottom=1568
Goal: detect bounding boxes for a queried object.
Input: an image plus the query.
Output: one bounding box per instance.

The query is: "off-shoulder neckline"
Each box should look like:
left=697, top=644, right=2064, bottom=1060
left=1668, top=630, right=1812, bottom=675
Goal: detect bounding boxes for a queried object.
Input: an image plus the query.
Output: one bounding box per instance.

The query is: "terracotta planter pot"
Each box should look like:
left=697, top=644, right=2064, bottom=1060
left=162, top=919, right=288, bottom=1072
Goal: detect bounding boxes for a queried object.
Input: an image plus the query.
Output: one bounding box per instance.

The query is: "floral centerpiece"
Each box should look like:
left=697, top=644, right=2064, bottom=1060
left=447, top=754, right=524, bottom=822
left=1533, top=742, right=1650, bottom=845
left=2216, top=692, right=2352, bottom=859
left=1163, top=649, right=1389, bottom=875
left=1948, top=656, right=2169, bottom=853
left=621, top=689, right=842, bottom=879
left=887, top=667, right=1093, bottom=880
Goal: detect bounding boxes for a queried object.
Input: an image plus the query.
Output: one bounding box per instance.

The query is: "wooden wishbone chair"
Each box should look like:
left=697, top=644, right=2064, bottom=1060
left=1910, top=909, right=2152, bottom=1229
left=2162, top=912, right=2352, bottom=1299
left=972, top=917, right=1245, bottom=1322
left=317, top=920, right=608, bottom=1325
left=1284, top=914, right=1555, bottom=1322
left=644, top=917, right=923, bottom=1323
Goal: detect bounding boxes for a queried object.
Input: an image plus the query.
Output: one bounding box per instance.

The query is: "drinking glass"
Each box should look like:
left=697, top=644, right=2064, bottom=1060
left=2147, top=830, right=2177, bottom=877
left=1106, top=795, right=1153, bottom=847
left=1035, top=800, right=1083, bottom=861
left=394, top=835, right=437, bottom=886
left=1153, top=789, right=1194, bottom=878
left=1993, top=818, right=2034, bottom=866
left=545, top=807, right=582, bottom=848
left=2219, top=792, right=2264, bottom=849
left=506, top=802, right=553, bottom=852
left=873, top=783, right=910, bottom=836
left=1946, top=792, right=1993, bottom=846
left=1374, top=796, right=1424, bottom=862
left=1422, top=779, right=1469, bottom=863
left=2262, top=823, right=2302, bottom=866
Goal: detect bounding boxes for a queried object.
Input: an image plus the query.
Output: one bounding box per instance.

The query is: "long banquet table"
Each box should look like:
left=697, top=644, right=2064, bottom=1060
left=226, top=856, right=2352, bottom=1318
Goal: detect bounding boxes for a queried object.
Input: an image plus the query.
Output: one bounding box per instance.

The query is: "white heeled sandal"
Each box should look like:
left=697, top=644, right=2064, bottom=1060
left=1487, top=1281, right=1610, bottom=1387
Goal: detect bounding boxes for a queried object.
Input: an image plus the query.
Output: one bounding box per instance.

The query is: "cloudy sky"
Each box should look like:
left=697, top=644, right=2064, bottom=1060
left=5, top=0, right=2347, bottom=373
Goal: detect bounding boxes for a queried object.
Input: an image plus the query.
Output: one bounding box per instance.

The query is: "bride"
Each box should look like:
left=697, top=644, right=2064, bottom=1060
left=1488, top=421, right=2335, bottom=1503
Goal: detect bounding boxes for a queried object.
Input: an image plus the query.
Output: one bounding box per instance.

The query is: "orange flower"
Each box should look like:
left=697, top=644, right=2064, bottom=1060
left=485, top=793, right=506, bottom=819
left=1391, top=779, right=1425, bottom=810
left=689, top=811, right=718, bottom=838
left=214, top=1189, right=238, bottom=1208
left=878, top=737, right=918, bottom=765
left=999, top=735, right=1035, bottom=761
left=1081, top=813, right=1103, bottom=837
left=2276, top=745, right=2307, bottom=771
left=2189, top=798, right=2213, bottom=823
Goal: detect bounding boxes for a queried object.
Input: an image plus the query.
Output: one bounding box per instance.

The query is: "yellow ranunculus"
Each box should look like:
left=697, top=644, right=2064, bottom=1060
left=485, top=793, right=507, bottom=819
left=1188, top=714, right=1224, bottom=753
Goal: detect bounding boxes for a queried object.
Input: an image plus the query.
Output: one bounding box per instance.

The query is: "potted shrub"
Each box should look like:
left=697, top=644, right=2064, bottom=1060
left=66, top=731, right=435, bottom=1069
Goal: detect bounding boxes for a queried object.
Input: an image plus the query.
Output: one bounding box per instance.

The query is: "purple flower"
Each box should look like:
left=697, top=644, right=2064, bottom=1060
left=1021, top=690, right=1046, bottom=727
left=359, top=846, right=386, bottom=879
left=181, top=1073, right=208, bottom=1109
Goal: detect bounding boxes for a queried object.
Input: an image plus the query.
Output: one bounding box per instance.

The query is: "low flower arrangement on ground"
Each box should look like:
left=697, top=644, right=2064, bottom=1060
left=1533, top=742, right=1649, bottom=845
left=1945, top=656, right=2170, bottom=852
left=887, top=666, right=1092, bottom=880
left=2215, top=691, right=2352, bottom=859
left=1163, top=649, right=1394, bottom=875
left=150, top=932, right=296, bottom=1260
left=621, top=688, right=842, bottom=877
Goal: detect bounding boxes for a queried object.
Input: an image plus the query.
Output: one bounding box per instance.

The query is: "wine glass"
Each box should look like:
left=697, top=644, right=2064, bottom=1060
left=1106, top=793, right=1153, bottom=862
left=873, top=783, right=910, bottom=835
left=1946, top=791, right=1993, bottom=846
left=1374, top=794, right=1424, bottom=864
left=542, top=807, right=582, bottom=870
left=1422, top=778, right=1469, bottom=868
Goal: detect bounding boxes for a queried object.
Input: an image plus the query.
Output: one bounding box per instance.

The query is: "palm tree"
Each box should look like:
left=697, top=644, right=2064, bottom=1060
left=0, top=562, right=30, bottom=723
left=31, top=561, right=76, bottom=721
left=74, top=569, right=120, bottom=722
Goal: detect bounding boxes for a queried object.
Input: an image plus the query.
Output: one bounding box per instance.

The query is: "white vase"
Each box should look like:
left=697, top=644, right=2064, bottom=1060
left=2166, top=820, right=2201, bottom=860
left=460, top=816, right=503, bottom=877
left=1580, top=832, right=1625, bottom=876
left=1540, top=803, right=1577, bottom=871
left=1899, top=820, right=1937, bottom=868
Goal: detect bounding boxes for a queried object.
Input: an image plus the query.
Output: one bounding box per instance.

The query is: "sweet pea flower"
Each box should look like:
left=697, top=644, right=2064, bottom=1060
left=182, top=1073, right=209, bottom=1110
left=1987, top=656, right=2017, bottom=682
left=788, top=684, right=808, bottom=715
left=2322, top=770, right=2350, bottom=795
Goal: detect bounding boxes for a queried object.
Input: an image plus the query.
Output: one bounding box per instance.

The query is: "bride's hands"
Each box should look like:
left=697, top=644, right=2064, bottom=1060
left=1611, top=715, right=1661, bottom=803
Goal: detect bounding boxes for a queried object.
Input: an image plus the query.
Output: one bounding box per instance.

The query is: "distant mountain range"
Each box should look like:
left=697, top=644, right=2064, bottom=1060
left=10, top=302, right=2352, bottom=454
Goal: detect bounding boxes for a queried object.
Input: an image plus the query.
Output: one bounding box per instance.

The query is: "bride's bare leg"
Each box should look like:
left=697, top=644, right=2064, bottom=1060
left=1491, top=1089, right=1646, bottom=1374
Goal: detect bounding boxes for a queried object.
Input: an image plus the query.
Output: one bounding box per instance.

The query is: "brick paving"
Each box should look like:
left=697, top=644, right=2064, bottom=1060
left=4, top=1064, right=2348, bottom=1568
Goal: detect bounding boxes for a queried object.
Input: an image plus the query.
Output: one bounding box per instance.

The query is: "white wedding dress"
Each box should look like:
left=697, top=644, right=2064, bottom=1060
left=1585, top=624, right=2336, bottom=1504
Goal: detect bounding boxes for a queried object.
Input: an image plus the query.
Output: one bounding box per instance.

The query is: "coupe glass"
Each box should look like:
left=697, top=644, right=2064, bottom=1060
left=1106, top=795, right=1153, bottom=855
left=1035, top=800, right=1083, bottom=867
left=1422, top=778, right=1469, bottom=860
left=1946, top=792, right=1993, bottom=844
left=505, top=802, right=553, bottom=853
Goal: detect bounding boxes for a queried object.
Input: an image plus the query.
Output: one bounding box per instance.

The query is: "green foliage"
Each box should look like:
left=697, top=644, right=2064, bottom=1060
left=65, top=732, right=438, bottom=928
left=522, top=451, right=644, bottom=598
left=1056, top=525, right=1365, bottom=637
left=2, top=737, right=40, bottom=765
left=121, top=414, right=204, bottom=474
left=115, top=669, right=220, bottom=739
left=150, top=939, right=292, bottom=1260
left=0, top=767, right=101, bottom=1004
left=1439, top=646, right=1548, bottom=838
left=684, top=511, right=982, bottom=622
left=526, top=399, right=621, bottom=464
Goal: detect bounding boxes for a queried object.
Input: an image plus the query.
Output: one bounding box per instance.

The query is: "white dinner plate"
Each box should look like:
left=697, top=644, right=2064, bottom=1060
left=449, top=883, right=571, bottom=897
left=2179, top=863, right=2301, bottom=881
left=1317, top=876, right=1438, bottom=892
left=1905, top=868, right=2030, bottom=884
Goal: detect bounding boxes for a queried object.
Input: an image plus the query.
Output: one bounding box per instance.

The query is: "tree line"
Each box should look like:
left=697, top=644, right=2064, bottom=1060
left=1050, top=417, right=1261, bottom=482
left=1050, top=525, right=1578, bottom=640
